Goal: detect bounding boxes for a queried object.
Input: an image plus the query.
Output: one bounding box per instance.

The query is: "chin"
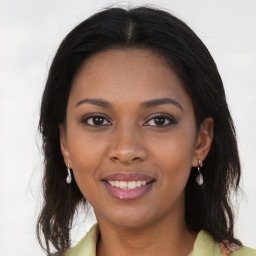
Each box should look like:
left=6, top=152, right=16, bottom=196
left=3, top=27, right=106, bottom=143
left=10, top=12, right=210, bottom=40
left=97, top=206, right=160, bottom=230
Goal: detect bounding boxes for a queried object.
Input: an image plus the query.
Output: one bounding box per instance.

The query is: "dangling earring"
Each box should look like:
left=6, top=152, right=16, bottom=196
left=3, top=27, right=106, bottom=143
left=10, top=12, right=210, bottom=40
left=66, top=163, right=72, bottom=184
left=196, top=159, right=203, bottom=185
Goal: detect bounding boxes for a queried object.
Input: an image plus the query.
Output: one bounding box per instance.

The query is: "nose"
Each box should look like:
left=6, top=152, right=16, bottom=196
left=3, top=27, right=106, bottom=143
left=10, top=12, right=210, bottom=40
left=107, top=125, right=147, bottom=165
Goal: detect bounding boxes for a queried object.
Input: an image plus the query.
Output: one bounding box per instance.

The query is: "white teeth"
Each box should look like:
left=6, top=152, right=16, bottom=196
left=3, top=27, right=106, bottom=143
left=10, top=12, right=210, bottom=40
left=128, top=181, right=136, bottom=189
left=115, top=180, right=120, bottom=188
left=119, top=181, right=127, bottom=189
left=107, top=180, right=148, bottom=190
left=110, top=181, right=115, bottom=186
left=136, top=181, right=141, bottom=187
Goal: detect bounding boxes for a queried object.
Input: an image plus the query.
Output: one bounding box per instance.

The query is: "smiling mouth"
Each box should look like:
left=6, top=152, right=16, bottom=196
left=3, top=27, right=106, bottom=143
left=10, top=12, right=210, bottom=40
left=107, top=180, right=148, bottom=190
left=102, top=173, right=155, bottom=200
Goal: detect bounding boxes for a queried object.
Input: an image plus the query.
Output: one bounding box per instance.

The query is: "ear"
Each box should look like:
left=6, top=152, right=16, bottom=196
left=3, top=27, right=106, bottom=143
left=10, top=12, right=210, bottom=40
left=59, top=124, right=71, bottom=166
left=192, top=117, right=214, bottom=167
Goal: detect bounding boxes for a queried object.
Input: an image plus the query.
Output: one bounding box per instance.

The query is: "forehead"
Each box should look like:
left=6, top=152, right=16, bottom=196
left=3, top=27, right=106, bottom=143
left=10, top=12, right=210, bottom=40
left=70, top=48, right=191, bottom=109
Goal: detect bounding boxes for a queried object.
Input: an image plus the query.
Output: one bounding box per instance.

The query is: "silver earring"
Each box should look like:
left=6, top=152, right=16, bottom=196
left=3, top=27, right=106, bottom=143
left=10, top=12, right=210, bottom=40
left=66, top=163, right=72, bottom=184
left=196, top=159, right=203, bottom=185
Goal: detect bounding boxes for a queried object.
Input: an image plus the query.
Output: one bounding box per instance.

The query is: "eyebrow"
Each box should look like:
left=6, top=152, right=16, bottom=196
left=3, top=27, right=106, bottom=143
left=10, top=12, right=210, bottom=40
left=75, top=97, right=183, bottom=111
left=140, top=98, right=184, bottom=112
left=75, top=98, right=113, bottom=108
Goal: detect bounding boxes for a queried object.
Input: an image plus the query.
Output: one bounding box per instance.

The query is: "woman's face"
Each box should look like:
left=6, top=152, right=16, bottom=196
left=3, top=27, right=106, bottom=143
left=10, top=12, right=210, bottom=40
left=60, top=49, right=211, bottom=229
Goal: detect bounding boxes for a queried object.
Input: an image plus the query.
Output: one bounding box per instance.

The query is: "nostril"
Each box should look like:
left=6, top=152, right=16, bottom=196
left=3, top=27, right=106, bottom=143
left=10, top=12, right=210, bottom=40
left=111, top=157, right=119, bottom=161
left=110, top=155, right=142, bottom=164
left=108, top=146, right=147, bottom=164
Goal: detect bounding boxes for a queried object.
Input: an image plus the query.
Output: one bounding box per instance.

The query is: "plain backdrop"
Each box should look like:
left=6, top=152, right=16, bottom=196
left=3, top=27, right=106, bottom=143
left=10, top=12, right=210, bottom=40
left=0, top=0, right=255, bottom=255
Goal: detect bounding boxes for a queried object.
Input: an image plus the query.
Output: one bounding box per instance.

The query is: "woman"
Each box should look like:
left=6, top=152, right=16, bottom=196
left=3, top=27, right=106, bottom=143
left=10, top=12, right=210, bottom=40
left=37, top=6, right=256, bottom=256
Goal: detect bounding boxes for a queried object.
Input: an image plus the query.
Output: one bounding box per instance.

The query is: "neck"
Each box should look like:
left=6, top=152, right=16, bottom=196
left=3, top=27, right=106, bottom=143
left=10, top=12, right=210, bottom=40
left=96, top=209, right=196, bottom=256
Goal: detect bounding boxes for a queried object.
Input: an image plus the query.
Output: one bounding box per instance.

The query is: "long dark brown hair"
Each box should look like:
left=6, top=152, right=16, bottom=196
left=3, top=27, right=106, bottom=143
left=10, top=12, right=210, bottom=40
left=37, top=6, right=241, bottom=255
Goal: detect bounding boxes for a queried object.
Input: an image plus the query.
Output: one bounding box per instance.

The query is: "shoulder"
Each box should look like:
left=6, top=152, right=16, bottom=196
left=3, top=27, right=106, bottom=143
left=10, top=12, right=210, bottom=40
left=220, top=243, right=256, bottom=256
left=230, top=246, right=256, bottom=256
left=64, top=223, right=99, bottom=256
left=220, top=240, right=256, bottom=256
left=190, top=230, right=256, bottom=256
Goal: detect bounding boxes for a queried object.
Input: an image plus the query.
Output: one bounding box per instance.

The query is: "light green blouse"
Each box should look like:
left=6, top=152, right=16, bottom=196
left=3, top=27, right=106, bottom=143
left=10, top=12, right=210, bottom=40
left=64, top=224, right=256, bottom=256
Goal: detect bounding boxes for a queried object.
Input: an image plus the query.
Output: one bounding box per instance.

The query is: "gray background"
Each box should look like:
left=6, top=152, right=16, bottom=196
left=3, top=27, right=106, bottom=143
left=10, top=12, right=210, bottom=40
left=0, top=0, right=255, bottom=255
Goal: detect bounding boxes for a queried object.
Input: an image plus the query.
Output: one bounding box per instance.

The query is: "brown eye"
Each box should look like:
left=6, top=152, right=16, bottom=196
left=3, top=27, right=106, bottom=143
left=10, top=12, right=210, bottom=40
left=82, top=115, right=111, bottom=126
left=145, top=114, right=176, bottom=127
left=90, top=117, right=105, bottom=125
left=154, top=117, right=166, bottom=126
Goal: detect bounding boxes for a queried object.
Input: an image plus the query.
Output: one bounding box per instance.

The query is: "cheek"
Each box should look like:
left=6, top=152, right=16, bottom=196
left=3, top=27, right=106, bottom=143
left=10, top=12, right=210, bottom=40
left=149, top=128, right=196, bottom=192
left=66, top=129, right=107, bottom=197
left=67, top=124, right=107, bottom=166
left=151, top=126, right=195, bottom=166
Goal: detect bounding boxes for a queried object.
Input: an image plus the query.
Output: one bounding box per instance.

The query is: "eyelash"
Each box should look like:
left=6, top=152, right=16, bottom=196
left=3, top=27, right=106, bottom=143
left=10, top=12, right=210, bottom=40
left=144, top=113, right=176, bottom=127
left=81, top=114, right=111, bottom=127
left=81, top=113, right=176, bottom=127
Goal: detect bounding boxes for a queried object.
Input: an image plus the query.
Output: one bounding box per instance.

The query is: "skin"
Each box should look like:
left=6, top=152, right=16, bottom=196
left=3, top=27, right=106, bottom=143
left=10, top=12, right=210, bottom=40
left=60, top=49, right=213, bottom=256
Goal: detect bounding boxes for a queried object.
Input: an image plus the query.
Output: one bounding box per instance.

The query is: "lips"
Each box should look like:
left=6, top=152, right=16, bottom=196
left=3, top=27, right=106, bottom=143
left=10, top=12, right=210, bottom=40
left=102, top=173, right=155, bottom=200
left=107, top=180, right=147, bottom=190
